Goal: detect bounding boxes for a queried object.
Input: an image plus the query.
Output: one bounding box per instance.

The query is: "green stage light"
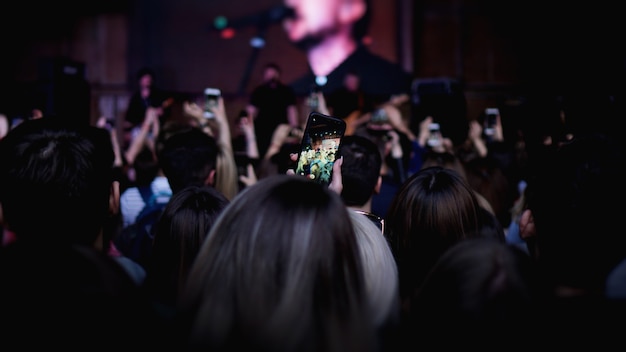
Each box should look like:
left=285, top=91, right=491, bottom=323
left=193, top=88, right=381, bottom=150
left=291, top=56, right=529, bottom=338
left=214, top=16, right=228, bottom=30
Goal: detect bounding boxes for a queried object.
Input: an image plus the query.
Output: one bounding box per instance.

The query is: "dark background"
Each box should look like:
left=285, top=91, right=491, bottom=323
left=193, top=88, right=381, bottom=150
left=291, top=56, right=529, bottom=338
left=1, top=0, right=624, bottom=128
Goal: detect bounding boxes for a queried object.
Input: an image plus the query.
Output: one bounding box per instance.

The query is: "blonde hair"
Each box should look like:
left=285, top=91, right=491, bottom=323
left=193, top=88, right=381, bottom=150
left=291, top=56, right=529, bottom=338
left=214, top=138, right=239, bottom=200
left=349, top=210, right=400, bottom=328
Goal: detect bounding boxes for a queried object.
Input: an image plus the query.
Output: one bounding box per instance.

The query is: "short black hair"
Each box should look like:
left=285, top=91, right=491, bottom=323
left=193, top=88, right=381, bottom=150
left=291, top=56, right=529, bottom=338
left=264, top=62, right=281, bottom=73
left=340, top=135, right=382, bottom=206
left=0, top=117, right=114, bottom=245
left=157, top=126, right=219, bottom=194
left=136, top=67, right=155, bottom=81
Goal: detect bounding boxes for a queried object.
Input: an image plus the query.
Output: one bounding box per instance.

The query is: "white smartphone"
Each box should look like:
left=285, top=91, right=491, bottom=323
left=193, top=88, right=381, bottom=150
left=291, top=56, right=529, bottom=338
left=484, top=107, right=499, bottom=137
left=203, top=87, right=221, bottom=118
left=427, top=122, right=442, bottom=148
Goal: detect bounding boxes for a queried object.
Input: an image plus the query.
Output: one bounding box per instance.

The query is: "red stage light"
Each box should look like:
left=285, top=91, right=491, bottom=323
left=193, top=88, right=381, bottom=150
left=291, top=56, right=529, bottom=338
left=220, top=28, right=235, bottom=39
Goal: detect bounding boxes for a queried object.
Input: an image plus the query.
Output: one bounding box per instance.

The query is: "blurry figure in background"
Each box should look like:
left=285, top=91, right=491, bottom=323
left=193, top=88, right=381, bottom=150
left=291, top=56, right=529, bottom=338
left=283, top=0, right=412, bottom=102
left=246, top=62, right=299, bottom=159
left=326, top=70, right=368, bottom=122
left=124, top=67, right=172, bottom=134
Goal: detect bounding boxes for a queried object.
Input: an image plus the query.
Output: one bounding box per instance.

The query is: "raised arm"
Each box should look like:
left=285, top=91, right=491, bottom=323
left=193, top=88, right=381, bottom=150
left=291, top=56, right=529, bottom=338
left=124, top=107, right=159, bottom=166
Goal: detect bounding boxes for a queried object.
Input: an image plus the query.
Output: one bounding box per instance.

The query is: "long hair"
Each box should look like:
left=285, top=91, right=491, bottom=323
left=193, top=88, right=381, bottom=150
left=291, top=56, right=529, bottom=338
left=147, top=185, right=230, bottom=306
left=386, top=166, right=482, bottom=301
left=177, top=175, right=376, bottom=352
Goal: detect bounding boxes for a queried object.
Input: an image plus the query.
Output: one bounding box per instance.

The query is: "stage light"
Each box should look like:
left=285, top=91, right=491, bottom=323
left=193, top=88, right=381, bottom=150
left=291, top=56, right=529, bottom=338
left=214, top=16, right=228, bottom=30
left=250, top=36, right=265, bottom=48
left=220, top=28, right=235, bottom=39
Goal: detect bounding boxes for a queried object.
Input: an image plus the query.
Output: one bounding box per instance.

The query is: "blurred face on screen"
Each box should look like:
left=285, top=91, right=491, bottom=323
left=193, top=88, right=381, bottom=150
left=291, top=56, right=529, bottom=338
left=283, top=0, right=365, bottom=50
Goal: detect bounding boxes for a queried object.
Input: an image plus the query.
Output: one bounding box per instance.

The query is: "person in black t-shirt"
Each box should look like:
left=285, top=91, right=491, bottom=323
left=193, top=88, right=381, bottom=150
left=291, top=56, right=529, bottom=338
left=326, top=70, right=370, bottom=121
left=246, top=62, right=299, bottom=159
left=281, top=0, right=412, bottom=103
left=124, top=67, right=172, bottom=131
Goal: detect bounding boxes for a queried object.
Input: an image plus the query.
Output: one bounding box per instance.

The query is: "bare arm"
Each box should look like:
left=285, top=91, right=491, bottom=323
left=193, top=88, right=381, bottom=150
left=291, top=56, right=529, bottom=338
left=385, top=105, right=416, bottom=142
left=468, top=120, right=488, bottom=158
left=124, top=107, right=159, bottom=165
left=238, top=116, right=259, bottom=160
left=287, top=104, right=300, bottom=128
left=263, top=123, right=302, bottom=160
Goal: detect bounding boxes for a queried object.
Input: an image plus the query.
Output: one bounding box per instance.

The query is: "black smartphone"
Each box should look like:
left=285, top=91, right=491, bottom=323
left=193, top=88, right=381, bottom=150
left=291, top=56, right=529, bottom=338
left=295, top=112, right=346, bottom=187
left=203, top=87, right=221, bottom=118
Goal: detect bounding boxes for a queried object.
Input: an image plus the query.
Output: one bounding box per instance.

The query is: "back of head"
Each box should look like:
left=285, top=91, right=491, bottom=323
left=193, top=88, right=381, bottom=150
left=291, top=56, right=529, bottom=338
left=178, top=174, right=375, bottom=352
left=386, top=166, right=483, bottom=301
left=0, top=118, right=114, bottom=245
left=148, top=185, right=230, bottom=304
left=157, top=126, right=218, bottom=194
left=132, top=144, right=159, bottom=186
left=410, top=238, right=537, bottom=347
left=527, top=132, right=626, bottom=293
left=340, top=135, right=382, bottom=207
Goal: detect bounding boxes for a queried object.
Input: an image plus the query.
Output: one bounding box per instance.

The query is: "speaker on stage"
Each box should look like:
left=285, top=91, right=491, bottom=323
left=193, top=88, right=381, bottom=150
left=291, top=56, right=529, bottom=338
left=36, top=58, right=90, bottom=126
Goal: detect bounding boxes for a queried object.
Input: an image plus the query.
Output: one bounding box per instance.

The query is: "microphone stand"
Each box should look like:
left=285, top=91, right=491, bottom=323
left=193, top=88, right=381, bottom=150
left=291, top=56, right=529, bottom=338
left=237, top=24, right=268, bottom=97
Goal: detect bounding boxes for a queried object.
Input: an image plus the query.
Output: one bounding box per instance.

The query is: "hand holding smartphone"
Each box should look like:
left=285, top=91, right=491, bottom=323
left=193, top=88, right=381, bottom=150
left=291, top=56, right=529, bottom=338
left=295, top=112, right=346, bottom=187
left=203, top=87, right=221, bottom=118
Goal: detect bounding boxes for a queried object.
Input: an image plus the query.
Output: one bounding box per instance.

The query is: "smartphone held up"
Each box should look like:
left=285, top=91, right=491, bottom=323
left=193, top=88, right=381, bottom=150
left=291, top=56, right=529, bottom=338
left=483, top=107, right=499, bottom=140
left=427, top=122, right=443, bottom=148
left=203, top=87, right=221, bottom=118
left=295, top=112, right=346, bottom=187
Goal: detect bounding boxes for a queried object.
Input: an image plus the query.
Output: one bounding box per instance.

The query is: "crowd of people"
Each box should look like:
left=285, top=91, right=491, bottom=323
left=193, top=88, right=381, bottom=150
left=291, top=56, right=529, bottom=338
left=1, top=66, right=625, bottom=349
left=1, top=0, right=626, bottom=350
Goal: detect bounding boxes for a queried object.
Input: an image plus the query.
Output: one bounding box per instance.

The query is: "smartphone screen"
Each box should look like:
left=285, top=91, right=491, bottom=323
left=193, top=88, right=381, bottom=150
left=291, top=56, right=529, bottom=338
left=484, top=107, right=499, bottom=139
left=427, top=122, right=442, bottom=148
left=203, top=87, right=221, bottom=118
left=295, top=112, right=346, bottom=187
